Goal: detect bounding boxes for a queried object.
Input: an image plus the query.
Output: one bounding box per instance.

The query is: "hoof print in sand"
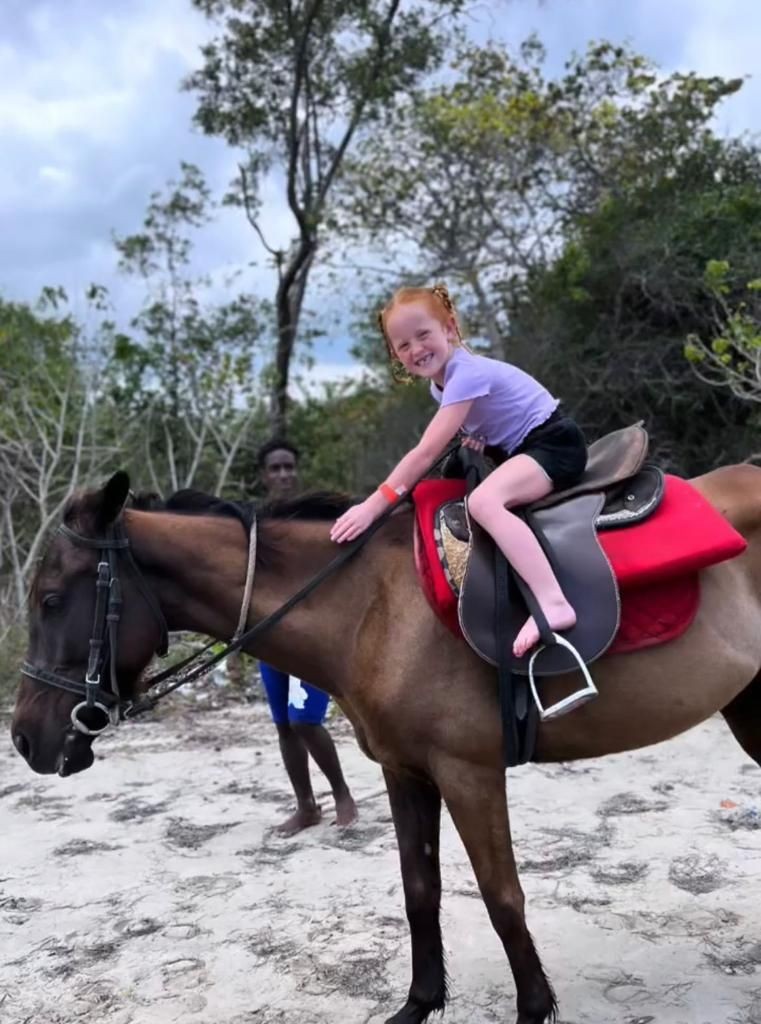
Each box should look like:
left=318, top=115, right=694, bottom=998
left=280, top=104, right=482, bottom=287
left=161, top=956, right=207, bottom=992
left=109, top=797, right=169, bottom=822
left=164, top=817, right=240, bottom=849
left=668, top=853, right=727, bottom=894
left=590, top=860, right=649, bottom=886
left=53, top=839, right=122, bottom=857
left=597, top=792, right=670, bottom=817
left=705, top=938, right=761, bottom=976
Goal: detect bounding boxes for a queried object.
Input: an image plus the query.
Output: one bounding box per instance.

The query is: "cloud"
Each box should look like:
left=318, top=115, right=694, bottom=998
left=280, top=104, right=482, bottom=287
left=0, top=0, right=236, bottom=304
left=679, top=4, right=761, bottom=138
left=2, top=0, right=760, bottom=380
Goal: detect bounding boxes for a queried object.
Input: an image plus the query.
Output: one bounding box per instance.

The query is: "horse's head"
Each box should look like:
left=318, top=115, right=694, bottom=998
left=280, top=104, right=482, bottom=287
left=11, top=471, right=167, bottom=776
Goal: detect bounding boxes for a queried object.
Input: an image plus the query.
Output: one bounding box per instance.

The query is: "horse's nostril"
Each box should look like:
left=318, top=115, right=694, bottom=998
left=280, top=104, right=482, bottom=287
left=12, top=731, right=31, bottom=762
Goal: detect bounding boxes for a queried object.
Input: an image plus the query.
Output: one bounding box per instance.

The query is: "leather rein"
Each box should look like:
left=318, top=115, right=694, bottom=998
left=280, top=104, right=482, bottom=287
left=20, top=453, right=455, bottom=738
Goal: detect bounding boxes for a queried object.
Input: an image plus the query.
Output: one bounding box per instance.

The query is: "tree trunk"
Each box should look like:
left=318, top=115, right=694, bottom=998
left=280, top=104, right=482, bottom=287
left=271, top=242, right=314, bottom=436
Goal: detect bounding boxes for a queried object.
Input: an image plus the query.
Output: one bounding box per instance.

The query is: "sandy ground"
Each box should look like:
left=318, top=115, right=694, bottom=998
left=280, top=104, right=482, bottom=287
left=2, top=693, right=761, bottom=1024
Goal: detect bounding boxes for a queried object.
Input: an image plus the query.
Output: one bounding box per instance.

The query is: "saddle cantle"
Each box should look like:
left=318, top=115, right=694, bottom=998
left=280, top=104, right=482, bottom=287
left=530, top=422, right=649, bottom=510
left=440, top=463, right=665, bottom=541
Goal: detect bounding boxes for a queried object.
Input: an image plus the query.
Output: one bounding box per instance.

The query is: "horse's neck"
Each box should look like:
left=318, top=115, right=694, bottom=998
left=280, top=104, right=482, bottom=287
left=124, top=510, right=374, bottom=693
left=244, top=518, right=376, bottom=689
left=125, top=509, right=247, bottom=638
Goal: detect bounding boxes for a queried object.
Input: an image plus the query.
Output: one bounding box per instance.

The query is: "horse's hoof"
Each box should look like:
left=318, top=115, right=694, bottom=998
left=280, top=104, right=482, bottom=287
left=516, top=996, right=558, bottom=1024
left=385, top=996, right=443, bottom=1024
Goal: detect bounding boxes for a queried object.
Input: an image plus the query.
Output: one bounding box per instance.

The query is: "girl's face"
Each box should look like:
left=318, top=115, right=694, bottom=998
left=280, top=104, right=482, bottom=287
left=386, top=302, right=456, bottom=383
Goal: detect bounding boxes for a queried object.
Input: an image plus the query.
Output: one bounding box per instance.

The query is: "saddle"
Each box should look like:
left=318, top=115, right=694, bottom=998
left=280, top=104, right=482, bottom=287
left=453, top=424, right=664, bottom=731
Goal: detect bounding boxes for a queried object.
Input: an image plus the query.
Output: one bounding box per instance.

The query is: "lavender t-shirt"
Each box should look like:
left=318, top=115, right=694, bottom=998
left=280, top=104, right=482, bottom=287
left=430, top=348, right=558, bottom=453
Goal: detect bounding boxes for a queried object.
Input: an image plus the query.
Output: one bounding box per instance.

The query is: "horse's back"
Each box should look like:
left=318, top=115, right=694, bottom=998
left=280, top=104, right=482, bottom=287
left=691, top=462, right=761, bottom=539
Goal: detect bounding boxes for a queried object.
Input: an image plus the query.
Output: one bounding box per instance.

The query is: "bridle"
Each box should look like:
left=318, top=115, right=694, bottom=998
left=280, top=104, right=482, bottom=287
left=20, top=446, right=457, bottom=740
left=21, top=520, right=170, bottom=737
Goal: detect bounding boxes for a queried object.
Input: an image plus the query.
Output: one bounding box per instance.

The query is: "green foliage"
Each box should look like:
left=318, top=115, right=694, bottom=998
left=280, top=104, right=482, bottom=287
left=510, top=152, right=761, bottom=473
left=340, top=38, right=750, bottom=361
left=185, top=0, right=469, bottom=431
left=0, top=289, right=78, bottom=386
left=684, top=270, right=761, bottom=404
left=0, top=289, right=129, bottom=636
left=289, top=377, right=433, bottom=494
left=336, top=33, right=760, bottom=473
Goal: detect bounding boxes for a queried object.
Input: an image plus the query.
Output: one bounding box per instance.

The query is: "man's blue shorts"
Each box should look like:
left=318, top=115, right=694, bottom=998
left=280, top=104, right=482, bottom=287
left=258, top=662, right=330, bottom=726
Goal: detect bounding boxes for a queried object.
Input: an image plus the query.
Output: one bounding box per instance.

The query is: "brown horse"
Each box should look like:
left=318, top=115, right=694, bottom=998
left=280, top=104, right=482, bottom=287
left=10, top=465, right=761, bottom=1024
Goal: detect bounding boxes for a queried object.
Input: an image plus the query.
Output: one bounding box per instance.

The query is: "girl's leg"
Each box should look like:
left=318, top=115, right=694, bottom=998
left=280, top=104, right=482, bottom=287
left=467, top=454, right=576, bottom=657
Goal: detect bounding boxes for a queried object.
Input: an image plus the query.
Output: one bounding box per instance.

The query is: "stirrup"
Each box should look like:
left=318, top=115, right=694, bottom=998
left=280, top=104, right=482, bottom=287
left=527, top=634, right=598, bottom=721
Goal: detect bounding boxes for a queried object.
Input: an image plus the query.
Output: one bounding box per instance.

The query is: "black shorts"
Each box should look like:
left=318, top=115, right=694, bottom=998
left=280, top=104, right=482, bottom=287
left=510, top=408, right=587, bottom=490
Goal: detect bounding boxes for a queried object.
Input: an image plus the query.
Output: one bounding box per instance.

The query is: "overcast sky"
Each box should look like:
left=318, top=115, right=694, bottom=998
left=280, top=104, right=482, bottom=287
left=2, top=0, right=760, bottom=387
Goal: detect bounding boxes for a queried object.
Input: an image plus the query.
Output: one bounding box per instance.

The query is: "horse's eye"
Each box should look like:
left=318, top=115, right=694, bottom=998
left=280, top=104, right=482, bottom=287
left=42, top=593, right=63, bottom=610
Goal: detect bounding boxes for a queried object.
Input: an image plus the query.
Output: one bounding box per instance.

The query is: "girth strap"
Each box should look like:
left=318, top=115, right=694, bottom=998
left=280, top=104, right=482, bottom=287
left=458, top=448, right=543, bottom=767
left=494, top=526, right=548, bottom=768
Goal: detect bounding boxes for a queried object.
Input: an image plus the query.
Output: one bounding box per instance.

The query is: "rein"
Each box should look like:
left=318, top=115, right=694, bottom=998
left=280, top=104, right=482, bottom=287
left=126, top=466, right=443, bottom=716
left=22, top=445, right=456, bottom=734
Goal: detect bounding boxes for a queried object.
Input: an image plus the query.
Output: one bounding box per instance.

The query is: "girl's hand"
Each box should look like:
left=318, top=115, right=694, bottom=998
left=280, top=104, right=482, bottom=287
left=330, top=499, right=380, bottom=543
left=460, top=435, right=485, bottom=453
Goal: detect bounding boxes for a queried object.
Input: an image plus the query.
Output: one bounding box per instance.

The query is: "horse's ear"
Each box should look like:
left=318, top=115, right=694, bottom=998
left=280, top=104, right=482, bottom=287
left=97, top=471, right=131, bottom=528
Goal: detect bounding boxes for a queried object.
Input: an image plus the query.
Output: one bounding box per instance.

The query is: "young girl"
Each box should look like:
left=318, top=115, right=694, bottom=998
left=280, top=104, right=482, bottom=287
left=330, top=284, right=587, bottom=657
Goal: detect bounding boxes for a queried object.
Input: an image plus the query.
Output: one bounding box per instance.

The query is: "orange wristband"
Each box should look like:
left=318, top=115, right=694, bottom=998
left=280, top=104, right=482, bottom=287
left=379, top=483, right=401, bottom=504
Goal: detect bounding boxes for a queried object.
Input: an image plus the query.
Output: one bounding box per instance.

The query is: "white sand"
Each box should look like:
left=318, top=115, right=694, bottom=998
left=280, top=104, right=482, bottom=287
left=2, top=699, right=760, bottom=1024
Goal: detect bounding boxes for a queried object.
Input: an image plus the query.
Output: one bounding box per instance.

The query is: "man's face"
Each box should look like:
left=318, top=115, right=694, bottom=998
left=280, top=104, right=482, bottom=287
left=261, top=447, right=298, bottom=499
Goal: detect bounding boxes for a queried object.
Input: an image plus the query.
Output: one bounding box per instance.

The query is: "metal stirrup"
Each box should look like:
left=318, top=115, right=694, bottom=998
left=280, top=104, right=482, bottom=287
left=527, top=634, right=598, bottom=721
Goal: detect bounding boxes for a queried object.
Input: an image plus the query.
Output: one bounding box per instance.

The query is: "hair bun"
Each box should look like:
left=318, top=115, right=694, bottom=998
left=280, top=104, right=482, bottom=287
left=431, top=283, right=453, bottom=311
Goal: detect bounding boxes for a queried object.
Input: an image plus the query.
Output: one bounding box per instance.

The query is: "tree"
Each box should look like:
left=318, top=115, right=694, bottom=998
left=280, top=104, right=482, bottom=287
left=339, top=39, right=745, bottom=360
left=685, top=262, right=761, bottom=408
left=0, top=291, right=122, bottom=636
left=185, top=0, right=469, bottom=434
left=110, top=163, right=268, bottom=494
left=510, top=142, right=761, bottom=472
left=339, top=37, right=760, bottom=470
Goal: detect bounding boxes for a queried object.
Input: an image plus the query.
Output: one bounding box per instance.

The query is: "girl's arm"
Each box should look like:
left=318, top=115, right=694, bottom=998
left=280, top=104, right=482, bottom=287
left=330, top=400, right=473, bottom=543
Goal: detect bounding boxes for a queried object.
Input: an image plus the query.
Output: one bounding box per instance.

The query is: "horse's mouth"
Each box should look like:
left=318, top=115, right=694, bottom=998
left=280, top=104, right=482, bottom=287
left=56, top=733, right=95, bottom=776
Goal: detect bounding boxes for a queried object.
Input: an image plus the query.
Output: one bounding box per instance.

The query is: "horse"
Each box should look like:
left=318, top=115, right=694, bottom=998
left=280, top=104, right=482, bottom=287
left=10, top=465, right=761, bottom=1024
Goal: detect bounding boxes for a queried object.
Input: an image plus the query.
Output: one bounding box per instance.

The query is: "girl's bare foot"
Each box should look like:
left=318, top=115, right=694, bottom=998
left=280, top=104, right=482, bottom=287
left=276, top=804, right=322, bottom=836
left=333, top=793, right=359, bottom=827
left=513, top=600, right=577, bottom=658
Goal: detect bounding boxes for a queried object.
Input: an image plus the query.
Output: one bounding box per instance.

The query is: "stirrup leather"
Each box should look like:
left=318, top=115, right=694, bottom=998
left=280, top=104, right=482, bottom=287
left=527, top=634, right=598, bottom=720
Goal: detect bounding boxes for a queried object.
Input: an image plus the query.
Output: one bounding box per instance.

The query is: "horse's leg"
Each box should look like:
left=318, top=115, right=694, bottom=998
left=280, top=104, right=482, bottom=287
left=435, top=759, right=556, bottom=1024
left=722, top=670, right=761, bottom=765
left=383, top=767, right=447, bottom=1024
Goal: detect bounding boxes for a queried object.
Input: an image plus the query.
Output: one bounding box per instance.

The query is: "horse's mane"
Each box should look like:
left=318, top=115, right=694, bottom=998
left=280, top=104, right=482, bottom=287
left=129, top=488, right=359, bottom=569
left=130, top=488, right=355, bottom=522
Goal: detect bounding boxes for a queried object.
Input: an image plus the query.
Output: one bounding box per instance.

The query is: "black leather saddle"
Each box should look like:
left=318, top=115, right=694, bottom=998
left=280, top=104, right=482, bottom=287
left=440, top=424, right=664, bottom=758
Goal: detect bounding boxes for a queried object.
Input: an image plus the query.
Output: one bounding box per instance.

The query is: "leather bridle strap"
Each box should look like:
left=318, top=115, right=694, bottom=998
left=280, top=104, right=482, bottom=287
left=21, top=521, right=169, bottom=724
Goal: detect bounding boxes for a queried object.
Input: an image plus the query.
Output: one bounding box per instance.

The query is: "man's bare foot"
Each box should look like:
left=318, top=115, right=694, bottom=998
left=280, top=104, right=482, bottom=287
left=276, top=804, right=322, bottom=837
left=513, top=600, right=577, bottom=658
left=333, top=792, right=359, bottom=828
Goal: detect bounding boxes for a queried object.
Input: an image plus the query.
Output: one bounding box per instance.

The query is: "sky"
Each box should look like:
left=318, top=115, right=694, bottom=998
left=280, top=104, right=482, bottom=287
left=2, top=0, right=760, bottom=391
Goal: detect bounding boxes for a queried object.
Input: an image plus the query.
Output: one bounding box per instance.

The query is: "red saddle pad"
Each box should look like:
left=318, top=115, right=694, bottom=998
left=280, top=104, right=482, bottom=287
left=412, top=474, right=747, bottom=654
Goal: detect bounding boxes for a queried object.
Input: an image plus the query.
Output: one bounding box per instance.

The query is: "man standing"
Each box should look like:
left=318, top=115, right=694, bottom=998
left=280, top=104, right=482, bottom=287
left=256, top=438, right=358, bottom=836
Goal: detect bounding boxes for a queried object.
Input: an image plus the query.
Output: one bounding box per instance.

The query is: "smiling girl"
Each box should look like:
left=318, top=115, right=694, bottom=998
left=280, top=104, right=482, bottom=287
left=330, top=284, right=587, bottom=656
